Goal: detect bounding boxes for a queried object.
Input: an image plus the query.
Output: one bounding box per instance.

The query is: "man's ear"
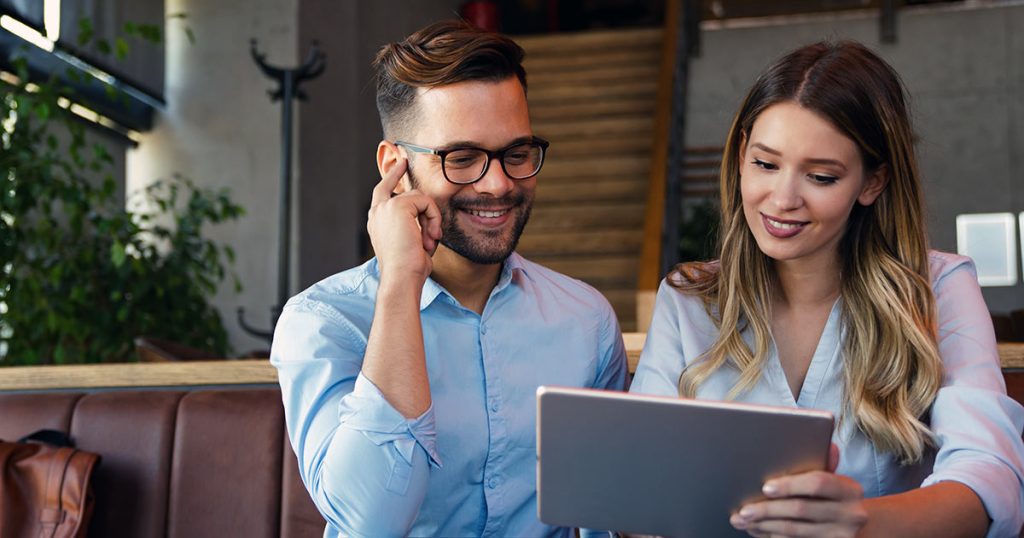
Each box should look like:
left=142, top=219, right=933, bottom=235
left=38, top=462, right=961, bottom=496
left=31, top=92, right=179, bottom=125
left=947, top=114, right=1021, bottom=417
left=377, top=140, right=409, bottom=194
left=858, top=164, right=889, bottom=206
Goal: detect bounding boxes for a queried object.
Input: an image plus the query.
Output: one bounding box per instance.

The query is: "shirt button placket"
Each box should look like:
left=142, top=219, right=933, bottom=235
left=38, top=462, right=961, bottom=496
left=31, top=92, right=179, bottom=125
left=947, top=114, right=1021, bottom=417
left=480, top=318, right=504, bottom=536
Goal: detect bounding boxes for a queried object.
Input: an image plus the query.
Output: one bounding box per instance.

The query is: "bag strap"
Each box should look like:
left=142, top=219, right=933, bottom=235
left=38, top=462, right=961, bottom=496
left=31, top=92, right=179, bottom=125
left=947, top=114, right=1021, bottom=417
left=18, top=429, right=73, bottom=447
left=38, top=446, right=75, bottom=538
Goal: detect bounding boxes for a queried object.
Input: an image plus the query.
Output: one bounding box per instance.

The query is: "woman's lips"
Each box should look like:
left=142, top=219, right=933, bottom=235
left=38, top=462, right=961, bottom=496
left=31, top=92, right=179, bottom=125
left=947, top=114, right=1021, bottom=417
left=761, top=213, right=807, bottom=238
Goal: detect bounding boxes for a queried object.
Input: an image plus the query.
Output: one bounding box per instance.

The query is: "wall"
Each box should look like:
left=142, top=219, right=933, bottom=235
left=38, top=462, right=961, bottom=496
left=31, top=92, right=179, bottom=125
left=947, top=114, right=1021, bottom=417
left=128, top=0, right=462, bottom=355
left=683, top=2, right=1024, bottom=313
left=127, top=0, right=298, bottom=355
left=295, top=0, right=462, bottom=287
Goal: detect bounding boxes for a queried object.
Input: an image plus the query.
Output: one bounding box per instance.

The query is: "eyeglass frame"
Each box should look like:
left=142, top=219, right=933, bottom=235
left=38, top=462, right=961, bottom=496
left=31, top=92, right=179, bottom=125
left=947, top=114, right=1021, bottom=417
left=394, top=137, right=550, bottom=185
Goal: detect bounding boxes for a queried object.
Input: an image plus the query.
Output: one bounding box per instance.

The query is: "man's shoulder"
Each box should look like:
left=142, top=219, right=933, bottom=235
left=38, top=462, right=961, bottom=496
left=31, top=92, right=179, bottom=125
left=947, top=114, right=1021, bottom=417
left=513, top=254, right=615, bottom=315
left=284, top=258, right=380, bottom=317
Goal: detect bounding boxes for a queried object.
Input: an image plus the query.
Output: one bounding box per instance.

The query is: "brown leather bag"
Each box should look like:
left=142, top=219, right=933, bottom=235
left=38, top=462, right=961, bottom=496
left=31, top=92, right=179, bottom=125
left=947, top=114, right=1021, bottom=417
left=0, top=430, right=101, bottom=538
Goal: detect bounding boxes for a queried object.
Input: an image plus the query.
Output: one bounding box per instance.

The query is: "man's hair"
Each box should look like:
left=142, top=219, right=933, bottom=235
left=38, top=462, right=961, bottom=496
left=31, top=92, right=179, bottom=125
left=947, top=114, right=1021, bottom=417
left=372, top=20, right=527, bottom=139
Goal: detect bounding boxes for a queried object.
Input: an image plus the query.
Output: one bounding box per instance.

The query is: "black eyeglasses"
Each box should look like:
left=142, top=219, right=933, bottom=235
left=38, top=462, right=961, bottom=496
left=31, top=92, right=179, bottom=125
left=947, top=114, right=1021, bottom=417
left=395, top=137, right=550, bottom=185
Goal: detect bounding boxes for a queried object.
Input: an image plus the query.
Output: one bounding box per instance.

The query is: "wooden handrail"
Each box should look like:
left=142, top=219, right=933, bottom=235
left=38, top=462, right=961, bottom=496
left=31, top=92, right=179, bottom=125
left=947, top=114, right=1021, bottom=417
left=637, top=0, right=682, bottom=294
left=0, top=360, right=278, bottom=391
left=2, top=338, right=1021, bottom=392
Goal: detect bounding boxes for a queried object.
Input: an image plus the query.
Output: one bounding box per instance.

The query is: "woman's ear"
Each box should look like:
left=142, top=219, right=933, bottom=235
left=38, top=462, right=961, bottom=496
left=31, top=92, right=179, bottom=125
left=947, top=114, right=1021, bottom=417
left=377, top=140, right=409, bottom=194
left=858, top=164, right=889, bottom=206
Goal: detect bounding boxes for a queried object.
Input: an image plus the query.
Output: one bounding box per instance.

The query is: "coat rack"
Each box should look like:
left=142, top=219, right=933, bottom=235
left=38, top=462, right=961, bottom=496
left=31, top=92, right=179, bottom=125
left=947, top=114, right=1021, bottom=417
left=238, top=39, right=326, bottom=344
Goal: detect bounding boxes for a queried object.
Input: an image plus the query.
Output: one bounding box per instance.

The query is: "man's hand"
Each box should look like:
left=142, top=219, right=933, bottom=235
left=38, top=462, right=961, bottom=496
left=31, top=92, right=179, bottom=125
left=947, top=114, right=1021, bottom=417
left=366, top=158, right=443, bottom=283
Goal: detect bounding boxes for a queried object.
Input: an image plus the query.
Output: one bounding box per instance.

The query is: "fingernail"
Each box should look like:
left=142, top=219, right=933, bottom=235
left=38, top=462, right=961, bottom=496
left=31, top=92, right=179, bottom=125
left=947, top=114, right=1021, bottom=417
left=739, top=506, right=754, bottom=518
left=763, top=482, right=778, bottom=495
left=730, top=514, right=746, bottom=529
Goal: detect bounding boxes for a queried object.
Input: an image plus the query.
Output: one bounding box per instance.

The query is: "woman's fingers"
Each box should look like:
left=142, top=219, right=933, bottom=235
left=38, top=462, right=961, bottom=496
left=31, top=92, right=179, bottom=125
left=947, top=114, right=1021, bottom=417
left=763, top=470, right=863, bottom=501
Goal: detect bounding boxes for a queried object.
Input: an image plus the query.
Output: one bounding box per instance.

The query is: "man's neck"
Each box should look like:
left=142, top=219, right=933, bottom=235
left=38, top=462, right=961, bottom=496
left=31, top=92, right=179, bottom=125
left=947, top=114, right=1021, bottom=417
left=429, top=245, right=503, bottom=315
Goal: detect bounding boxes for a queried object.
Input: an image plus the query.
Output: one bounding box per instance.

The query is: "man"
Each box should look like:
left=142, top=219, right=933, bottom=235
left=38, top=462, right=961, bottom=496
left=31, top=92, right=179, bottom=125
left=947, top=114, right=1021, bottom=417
left=271, top=20, right=627, bottom=537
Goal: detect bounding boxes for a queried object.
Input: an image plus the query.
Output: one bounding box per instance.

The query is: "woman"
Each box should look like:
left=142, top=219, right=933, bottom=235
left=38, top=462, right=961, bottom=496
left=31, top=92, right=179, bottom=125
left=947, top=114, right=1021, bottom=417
left=631, top=41, right=1024, bottom=537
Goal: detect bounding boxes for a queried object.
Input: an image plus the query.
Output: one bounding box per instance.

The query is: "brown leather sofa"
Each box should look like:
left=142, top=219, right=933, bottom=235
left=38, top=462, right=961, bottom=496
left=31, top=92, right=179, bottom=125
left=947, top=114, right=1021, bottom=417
left=0, top=385, right=327, bottom=538
left=1, top=349, right=1020, bottom=538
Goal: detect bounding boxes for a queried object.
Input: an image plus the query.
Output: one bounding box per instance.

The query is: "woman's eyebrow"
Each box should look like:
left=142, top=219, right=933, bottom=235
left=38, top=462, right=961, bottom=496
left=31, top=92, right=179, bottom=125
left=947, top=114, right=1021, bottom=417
left=750, top=142, right=847, bottom=169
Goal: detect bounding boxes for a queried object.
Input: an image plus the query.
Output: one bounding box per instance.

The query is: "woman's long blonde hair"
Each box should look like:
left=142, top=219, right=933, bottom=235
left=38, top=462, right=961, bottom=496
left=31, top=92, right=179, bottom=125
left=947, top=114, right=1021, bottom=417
left=674, top=41, right=942, bottom=464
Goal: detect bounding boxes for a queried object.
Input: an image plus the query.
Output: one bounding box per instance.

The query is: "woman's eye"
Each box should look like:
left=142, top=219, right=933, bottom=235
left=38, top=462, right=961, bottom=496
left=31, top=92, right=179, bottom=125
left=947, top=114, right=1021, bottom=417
left=752, top=158, right=777, bottom=171
left=811, top=174, right=839, bottom=184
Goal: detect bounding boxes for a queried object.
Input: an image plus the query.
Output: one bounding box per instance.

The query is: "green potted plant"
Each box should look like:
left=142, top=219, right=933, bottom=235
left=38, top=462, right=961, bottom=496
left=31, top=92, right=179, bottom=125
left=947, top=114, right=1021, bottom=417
left=0, top=22, right=244, bottom=365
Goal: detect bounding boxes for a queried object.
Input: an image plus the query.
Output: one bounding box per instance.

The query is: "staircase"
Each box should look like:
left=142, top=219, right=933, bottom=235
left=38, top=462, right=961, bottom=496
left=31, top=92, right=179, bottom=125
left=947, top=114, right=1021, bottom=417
left=515, top=28, right=663, bottom=331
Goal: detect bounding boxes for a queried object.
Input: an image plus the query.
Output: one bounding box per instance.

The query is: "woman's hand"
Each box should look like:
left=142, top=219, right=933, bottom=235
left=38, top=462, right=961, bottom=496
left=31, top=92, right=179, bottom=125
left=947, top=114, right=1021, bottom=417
left=730, top=444, right=868, bottom=538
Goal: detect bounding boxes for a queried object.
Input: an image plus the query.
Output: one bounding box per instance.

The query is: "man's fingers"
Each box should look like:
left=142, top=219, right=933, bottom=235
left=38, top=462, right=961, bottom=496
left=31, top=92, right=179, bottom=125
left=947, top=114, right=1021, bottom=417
left=370, top=158, right=408, bottom=208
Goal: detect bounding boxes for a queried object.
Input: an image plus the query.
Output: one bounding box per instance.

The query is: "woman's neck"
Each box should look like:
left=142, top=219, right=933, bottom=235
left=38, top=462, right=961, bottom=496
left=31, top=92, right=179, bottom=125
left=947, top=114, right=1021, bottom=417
left=773, top=255, right=842, bottom=310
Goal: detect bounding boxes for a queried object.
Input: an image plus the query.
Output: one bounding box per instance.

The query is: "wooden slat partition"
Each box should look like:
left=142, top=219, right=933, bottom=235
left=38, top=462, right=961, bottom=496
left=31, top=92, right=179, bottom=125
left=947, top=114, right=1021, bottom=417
left=2, top=339, right=1022, bottom=391
left=637, top=0, right=681, bottom=295
left=636, top=0, right=683, bottom=332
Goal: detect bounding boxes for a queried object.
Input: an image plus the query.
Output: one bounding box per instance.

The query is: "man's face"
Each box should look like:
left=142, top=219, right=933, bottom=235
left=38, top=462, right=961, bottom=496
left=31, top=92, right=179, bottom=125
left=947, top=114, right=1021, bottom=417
left=402, top=77, right=536, bottom=265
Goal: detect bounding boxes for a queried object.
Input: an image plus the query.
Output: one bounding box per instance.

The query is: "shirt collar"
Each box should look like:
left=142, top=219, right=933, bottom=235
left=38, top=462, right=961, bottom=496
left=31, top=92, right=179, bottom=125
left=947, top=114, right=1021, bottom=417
left=414, top=252, right=532, bottom=312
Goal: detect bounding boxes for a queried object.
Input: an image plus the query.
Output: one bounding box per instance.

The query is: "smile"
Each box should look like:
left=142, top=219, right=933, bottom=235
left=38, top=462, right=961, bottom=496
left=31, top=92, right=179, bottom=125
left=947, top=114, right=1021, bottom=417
left=761, top=213, right=808, bottom=238
left=465, top=208, right=510, bottom=218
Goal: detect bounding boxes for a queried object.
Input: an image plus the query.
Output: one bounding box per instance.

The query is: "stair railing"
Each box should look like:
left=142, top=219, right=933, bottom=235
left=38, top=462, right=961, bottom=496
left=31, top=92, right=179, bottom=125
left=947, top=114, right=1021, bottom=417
left=636, top=0, right=698, bottom=330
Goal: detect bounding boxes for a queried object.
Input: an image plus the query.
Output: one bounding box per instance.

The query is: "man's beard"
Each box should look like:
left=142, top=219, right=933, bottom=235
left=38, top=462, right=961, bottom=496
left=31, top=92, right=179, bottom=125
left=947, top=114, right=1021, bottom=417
left=408, top=167, right=533, bottom=265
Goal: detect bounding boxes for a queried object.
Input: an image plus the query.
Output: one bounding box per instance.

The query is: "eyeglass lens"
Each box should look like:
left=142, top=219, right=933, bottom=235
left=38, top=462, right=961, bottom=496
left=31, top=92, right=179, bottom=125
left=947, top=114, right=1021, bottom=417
left=444, top=143, right=544, bottom=183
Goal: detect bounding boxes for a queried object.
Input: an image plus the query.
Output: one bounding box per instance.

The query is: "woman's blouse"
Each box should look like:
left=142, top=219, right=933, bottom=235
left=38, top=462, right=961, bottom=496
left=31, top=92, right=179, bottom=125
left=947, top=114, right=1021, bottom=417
left=631, top=251, right=1024, bottom=537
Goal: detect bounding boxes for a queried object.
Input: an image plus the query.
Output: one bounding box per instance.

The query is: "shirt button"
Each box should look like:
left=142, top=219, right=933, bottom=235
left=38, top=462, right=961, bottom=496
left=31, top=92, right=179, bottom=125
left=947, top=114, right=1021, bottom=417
left=480, top=324, right=488, bottom=335
left=490, top=400, right=499, bottom=412
left=488, top=477, right=499, bottom=489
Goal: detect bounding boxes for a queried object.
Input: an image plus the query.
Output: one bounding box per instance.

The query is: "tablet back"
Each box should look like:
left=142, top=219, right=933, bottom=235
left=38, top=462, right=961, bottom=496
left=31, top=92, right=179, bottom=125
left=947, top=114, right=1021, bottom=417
left=536, top=386, right=834, bottom=537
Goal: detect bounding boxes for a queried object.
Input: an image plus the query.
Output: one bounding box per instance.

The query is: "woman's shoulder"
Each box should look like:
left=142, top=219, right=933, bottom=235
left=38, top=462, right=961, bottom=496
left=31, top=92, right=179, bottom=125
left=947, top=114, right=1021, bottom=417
left=656, top=260, right=720, bottom=319
left=927, top=249, right=977, bottom=287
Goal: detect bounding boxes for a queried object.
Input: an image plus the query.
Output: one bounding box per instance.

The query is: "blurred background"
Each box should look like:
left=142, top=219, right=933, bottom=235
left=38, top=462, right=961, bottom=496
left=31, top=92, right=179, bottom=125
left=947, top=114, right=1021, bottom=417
left=3, top=0, right=1023, bottom=363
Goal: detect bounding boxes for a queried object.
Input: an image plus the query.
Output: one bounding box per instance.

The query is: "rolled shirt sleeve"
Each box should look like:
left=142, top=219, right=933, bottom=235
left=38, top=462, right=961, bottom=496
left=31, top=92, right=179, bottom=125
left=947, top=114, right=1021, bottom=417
left=272, top=299, right=438, bottom=537
left=921, top=257, right=1024, bottom=537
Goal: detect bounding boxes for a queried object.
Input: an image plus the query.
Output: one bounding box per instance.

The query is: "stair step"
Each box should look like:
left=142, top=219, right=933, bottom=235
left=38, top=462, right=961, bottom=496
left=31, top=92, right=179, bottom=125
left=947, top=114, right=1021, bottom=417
left=534, top=115, right=654, bottom=140
left=530, top=97, right=656, bottom=123
left=518, top=229, right=643, bottom=257
left=524, top=48, right=661, bottom=74
left=515, top=27, right=662, bottom=55
left=513, top=27, right=663, bottom=333
left=528, top=64, right=659, bottom=87
left=528, top=79, right=658, bottom=105
left=529, top=254, right=639, bottom=287
left=541, top=155, right=649, bottom=180
left=536, top=177, right=647, bottom=204
left=527, top=202, right=646, bottom=231
left=542, top=136, right=652, bottom=158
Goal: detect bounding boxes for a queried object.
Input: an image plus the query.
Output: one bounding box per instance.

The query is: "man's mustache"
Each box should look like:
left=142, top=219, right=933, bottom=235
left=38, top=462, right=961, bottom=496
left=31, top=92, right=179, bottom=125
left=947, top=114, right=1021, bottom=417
left=448, top=192, right=528, bottom=210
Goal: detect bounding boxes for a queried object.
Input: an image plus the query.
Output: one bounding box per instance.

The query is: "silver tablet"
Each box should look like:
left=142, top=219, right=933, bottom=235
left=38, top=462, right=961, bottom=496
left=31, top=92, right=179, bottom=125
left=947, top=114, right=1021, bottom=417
left=536, top=386, right=834, bottom=537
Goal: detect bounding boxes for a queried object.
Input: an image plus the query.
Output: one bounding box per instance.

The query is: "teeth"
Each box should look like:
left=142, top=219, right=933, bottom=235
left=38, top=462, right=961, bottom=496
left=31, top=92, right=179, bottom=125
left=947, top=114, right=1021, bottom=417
left=767, top=217, right=802, bottom=230
left=467, top=209, right=508, bottom=218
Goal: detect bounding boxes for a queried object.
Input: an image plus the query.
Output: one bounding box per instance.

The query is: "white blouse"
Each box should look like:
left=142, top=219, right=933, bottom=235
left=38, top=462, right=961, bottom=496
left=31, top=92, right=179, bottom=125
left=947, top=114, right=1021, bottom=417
left=631, top=251, right=1024, bottom=537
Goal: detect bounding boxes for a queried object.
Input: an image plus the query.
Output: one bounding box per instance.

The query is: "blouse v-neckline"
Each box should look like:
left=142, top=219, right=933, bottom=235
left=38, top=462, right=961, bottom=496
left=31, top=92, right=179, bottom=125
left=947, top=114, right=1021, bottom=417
left=766, top=298, right=844, bottom=407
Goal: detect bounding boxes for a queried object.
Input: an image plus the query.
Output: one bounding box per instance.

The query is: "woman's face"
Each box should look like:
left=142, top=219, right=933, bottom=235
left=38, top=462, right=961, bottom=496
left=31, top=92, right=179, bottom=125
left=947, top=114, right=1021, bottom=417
left=739, top=102, right=886, bottom=270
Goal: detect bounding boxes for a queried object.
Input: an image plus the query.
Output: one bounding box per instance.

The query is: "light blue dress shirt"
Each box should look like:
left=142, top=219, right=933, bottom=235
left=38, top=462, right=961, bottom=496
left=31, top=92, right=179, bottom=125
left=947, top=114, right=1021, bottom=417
left=631, top=251, right=1024, bottom=537
left=271, top=253, right=628, bottom=537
